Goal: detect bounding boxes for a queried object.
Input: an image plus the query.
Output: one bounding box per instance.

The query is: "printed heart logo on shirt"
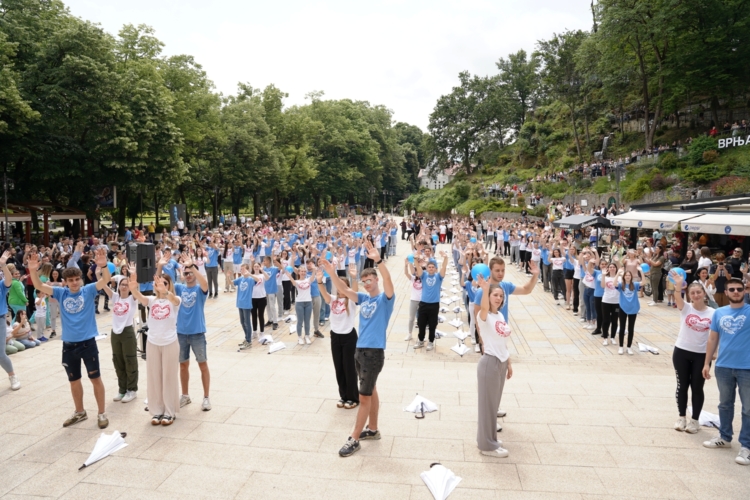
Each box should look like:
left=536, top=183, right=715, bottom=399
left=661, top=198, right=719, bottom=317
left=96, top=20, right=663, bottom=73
left=297, top=280, right=310, bottom=290
left=413, top=280, right=422, bottom=290
left=360, top=300, right=377, bottom=319
left=583, top=274, right=594, bottom=283
left=181, top=291, right=197, bottom=308
left=719, top=314, right=746, bottom=335
left=113, top=301, right=130, bottom=316
left=331, top=298, right=346, bottom=315
left=622, top=288, right=635, bottom=299
left=685, top=314, right=711, bottom=332
left=150, top=303, right=171, bottom=320
left=63, top=296, right=85, bottom=314
left=426, top=276, right=436, bottom=287
left=239, top=281, right=249, bottom=292
left=494, top=320, right=511, bottom=337
left=606, top=280, right=615, bottom=289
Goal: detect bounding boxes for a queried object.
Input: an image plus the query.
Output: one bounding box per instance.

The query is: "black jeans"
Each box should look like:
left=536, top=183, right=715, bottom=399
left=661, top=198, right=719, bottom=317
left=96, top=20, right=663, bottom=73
left=282, top=280, right=294, bottom=311
left=504, top=241, right=510, bottom=256
left=617, top=310, right=637, bottom=347
left=593, top=296, right=604, bottom=334
left=551, top=270, right=565, bottom=300
left=601, top=302, right=619, bottom=339
left=330, top=328, right=359, bottom=403
left=251, top=297, right=267, bottom=332
left=572, top=278, right=580, bottom=313
left=417, top=301, right=440, bottom=342
left=672, top=346, right=707, bottom=419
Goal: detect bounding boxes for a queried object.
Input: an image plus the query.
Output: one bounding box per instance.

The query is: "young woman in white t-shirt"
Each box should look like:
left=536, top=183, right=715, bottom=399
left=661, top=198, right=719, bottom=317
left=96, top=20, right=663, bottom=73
left=670, top=272, right=715, bottom=434
left=286, top=265, right=314, bottom=343
left=475, top=275, right=513, bottom=459
left=600, top=262, right=620, bottom=346
left=101, top=278, right=139, bottom=403
left=129, top=267, right=181, bottom=426
left=318, top=266, right=359, bottom=409
left=404, top=258, right=423, bottom=342
left=249, top=262, right=270, bottom=335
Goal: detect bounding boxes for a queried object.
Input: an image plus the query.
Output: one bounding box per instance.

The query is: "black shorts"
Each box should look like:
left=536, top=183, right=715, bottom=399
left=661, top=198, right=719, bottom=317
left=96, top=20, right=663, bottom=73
left=62, top=338, right=101, bottom=382
left=354, top=348, right=384, bottom=396
left=564, top=269, right=575, bottom=280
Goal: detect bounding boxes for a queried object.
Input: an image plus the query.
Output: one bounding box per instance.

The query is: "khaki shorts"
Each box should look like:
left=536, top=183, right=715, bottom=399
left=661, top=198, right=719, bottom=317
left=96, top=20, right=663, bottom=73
left=223, top=261, right=234, bottom=274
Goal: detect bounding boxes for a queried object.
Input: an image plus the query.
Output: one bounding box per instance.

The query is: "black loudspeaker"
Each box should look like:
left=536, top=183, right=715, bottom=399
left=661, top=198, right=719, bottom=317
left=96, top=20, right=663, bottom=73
left=128, top=243, right=155, bottom=284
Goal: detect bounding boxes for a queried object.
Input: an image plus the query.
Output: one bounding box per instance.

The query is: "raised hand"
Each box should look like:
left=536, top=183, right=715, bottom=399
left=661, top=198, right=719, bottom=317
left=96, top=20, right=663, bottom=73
left=349, top=263, right=357, bottom=278
left=94, top=247, right=108, bottom=268
left=26, top=253, right=40, bottom=271
left=181, top=253, right=194, bottom=268
left=319, top=258, right=334, bottom=274
left=153, top=274, right=166, bottom=293
left=0, top=251, right=10, bottom=265
left=364, top=240, right=380, bottom=262
left=316, top=269, right=324, bottom=281
left=476, top=273, right=488, bottom=290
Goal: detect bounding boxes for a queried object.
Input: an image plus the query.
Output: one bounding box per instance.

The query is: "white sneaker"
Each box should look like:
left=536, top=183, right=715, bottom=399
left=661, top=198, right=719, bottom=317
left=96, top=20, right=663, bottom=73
left=202, top=397, right=212, bottom=411
left=602, top=339, right=609, bottom=346
left=579, top=317, right=586, bottom=322
left=113, top=392, right=125, bottom=402
left=497, top=409, right=507, bottom=417
left=736, top=447, right=750, bottom=466
left=703, top=436, right=731, bottom=448
left=305, top=336, right=311, bottom=345
left=298, top=338, right=304, bottom=345
left=674, top=416, right=687, bottom=431
left=122, top=391, right=137, bottom=403
left=426, top=342, right=434, bottom=351
left=180, top=395, right=191, bottom=408
left=9, top=375, right=20, bottom=391
left=627, top=348, right=634, bottom=355
left=480, top=447, right=509, bottom=458
left=583, top=324, right=593, bottom=330
left=618, top=347, right=624, bottom=355
left=647, top=301, right=656, bottom=306
left=404, top=334, right=413, bottom=341
left=685, top=419, right=700, bottom=434
left=413, top=340, right=424, bottom=349
left=573, top=312, right=578, bottom=316
left=474, top=344, right=481, bottom=353
left=496, top=423, right=502, bottom=432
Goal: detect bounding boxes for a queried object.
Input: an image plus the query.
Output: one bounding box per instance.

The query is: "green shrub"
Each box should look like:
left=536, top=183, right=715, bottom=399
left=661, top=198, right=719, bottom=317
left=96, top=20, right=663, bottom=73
left=561, top=156, right=576, bottom=169
left=592, top=177, right=611, bottom=194
left=687, top=136, right=718, bottom=165
left=711, top=176, right=750, bottom=196
left=453, top=181, right=470, bottom=201
left=659, top=152, right=678, bottom=170
left=623, top=177, right=652, bottom=202
left=650, top=173, right=675, bottom=191
left=702, top=150, right=719, bottom=164
left=577, top=178, right=592, bottom=189
left=682, top=165, right=725, bottom=185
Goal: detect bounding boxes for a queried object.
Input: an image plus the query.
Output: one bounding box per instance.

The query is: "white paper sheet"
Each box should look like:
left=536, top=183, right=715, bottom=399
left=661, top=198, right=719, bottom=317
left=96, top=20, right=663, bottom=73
left=421, top=464, right=462, bottom=500
left=451, top=343, right=470, bottom=356
left=404, top=394, right=439, bottom=413
left=268, top=342, right=286, bottom=353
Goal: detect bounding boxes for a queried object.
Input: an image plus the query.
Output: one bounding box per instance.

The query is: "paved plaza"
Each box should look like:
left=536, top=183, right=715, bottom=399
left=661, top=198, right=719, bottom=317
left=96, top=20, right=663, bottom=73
left=0, top=237, right=747, bottom=499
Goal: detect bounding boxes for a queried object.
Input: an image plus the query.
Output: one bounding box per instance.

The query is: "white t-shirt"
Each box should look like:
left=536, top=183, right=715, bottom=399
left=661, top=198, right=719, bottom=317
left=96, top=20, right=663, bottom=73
left=410, top=276, right=423, bottom=302
left=295, top=276, right=313, bottom=302
left=477, top=310, right=510, bottom=362
left=573, top=262, right=582, bottom=280
left=146, top=296, right=181, bottom=346
left=329, top=295, right=357, bottom=334
left=675, top=303, right=715, bottom=353
left=582, top=271, right=596, bottom=289
left=252, top=276, right=266, bottom=298
left=602, top=276, right=620, bottom=304
left=111, top=292, right=137, bottom=334
left=551, top=257, right=565, bottom=270
left=698, top=256, right=712, bottom=270
left=195, top=257, right=207, bottom=277
left=35, top=302, right=47, bottom=322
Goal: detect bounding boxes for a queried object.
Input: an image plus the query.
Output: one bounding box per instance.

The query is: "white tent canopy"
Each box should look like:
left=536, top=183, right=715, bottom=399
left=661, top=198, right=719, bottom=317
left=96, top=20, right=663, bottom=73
left=681, top=213, right=750, bottom=236
left=609, top=211, right=703, bottom=230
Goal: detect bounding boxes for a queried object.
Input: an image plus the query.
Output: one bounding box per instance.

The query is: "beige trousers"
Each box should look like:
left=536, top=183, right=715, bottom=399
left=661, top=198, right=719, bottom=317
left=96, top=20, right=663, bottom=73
left=147, top=340, right=180, bottom=417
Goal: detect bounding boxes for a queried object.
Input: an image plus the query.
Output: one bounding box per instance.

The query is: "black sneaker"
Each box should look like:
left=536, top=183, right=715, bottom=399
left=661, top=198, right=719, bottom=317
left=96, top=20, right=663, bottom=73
left=272, top=323, right=278, bottom=330
left=338, top=437, right=360, bottom=457
left=264, top=321, right=273, bottom=327
left=359, top=427, right=381, bottom=440
left=314, top=331, right=325, bottom=339
left=95, top=309, right=100, bottom=315
left=591, top=330, right=602, bottom=336
left=50, top=331, right=57, bottom=338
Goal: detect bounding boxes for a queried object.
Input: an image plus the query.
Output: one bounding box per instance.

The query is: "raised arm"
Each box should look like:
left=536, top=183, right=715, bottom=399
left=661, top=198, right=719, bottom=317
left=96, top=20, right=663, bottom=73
left=367, top=240, right=393, bottom=299
left=320, top=259, right=358, bottom=302
left=181, top=254, right=208, bottom=292
left=127, top=264, right=149, bottom=307
left=26, top=254, right=54, bottom=296
left=0, top=251, right=12, bottom=288
left=439, top=251, right=449, bottom=278
left=93, top=248, right=111, bottom=291
left=514, top=259, right=539, bottom=295
left=316, top=270, right=331, bottom=304
left=477, top=274, right=490, bottom=322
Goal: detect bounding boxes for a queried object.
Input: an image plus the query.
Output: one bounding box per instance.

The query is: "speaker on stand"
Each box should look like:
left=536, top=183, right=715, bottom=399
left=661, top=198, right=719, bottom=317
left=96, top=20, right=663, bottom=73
left=129, top=243, right=156, bottom=359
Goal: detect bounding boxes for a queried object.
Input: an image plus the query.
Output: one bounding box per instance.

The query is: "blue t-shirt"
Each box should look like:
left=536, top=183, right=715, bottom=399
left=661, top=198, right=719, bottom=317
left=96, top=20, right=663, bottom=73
left=711, top=304, right=750, bottom=369
left=356, top=291, right=395, bottom=349
left=617, top=282, right=641, bottom=315
left=307, top=272, right=320, bottom=297
left=53, top=284, right=99, bottom=342
left=0, top=281, right=8, bottom=316
left=541, top=248, right=550, bottom=266
left=162, top=259, right=179, bottom=283
left=464, top=281, right=476, bottom=303
left=233, top=247, right=243, bottom=265
left=174, top=283, right=207, bottom=334
left=420, top=272, right=443, bottom=303
left=263, top=266, right=279, bottom=294
left=473, top=281, right=517, bottom=323
left=206, top=247, right=219, bottom=268
left=593, top=270, right=605, bottom=297
left=563, top=251, right=574, bottom=270
left=233, top=277, right=254, bottom=309
left=140, top=282, right=153, bottom=292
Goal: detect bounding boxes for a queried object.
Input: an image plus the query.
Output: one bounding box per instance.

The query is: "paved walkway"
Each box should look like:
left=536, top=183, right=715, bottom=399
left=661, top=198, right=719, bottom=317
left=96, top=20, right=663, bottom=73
left=0, top=238, right=747, bottom=499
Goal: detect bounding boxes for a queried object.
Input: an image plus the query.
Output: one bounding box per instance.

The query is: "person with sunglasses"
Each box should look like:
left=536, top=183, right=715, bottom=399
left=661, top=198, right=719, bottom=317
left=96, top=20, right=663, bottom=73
left=702, top=277, right=750, bottom=466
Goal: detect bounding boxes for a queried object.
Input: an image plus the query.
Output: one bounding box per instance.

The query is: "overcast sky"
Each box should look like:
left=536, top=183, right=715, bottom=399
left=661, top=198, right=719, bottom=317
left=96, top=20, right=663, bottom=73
left=63, top=0, right=593, bottom=131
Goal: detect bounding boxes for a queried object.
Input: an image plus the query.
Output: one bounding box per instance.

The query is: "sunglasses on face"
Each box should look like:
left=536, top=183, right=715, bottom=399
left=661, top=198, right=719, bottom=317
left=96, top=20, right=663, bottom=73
left=726, top=287, right=744, bottom=293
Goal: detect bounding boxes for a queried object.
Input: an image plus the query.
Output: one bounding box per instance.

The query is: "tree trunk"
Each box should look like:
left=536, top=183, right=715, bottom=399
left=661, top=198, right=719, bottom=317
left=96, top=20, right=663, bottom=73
left=154, top=194, right=160, bottom=226
left=312, top=194, right=321, bottom=218
left=710, top=95, right=720, bottom=128
left=273, top=189, right=280, bottom=221
left=117, top=191, right=128, bottom=235
left=569, top=106, right=582, bottom=160
left=583, top=96, right=591, bottom=147
left=252, top=192, right=259, bottom=220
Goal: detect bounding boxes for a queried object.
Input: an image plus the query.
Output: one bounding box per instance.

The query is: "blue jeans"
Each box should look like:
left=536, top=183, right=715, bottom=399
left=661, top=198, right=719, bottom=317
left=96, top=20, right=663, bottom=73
left=321, top=280, right=332, bottom=321
left=583, top=287, right=596, bottom=321
left=295, top=301, right=312, bottom=337
left=715, top=366, right=750, bottom=449
left=238, top=308, right=253, bottom=342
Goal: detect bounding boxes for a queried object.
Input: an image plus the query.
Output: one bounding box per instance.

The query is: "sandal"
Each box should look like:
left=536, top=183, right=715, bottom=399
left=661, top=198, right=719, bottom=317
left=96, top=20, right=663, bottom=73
left=151, top=415, right=163, bottom=425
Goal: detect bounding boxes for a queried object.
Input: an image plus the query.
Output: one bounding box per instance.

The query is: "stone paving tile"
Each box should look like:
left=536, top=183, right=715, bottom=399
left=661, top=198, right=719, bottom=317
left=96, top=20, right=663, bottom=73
left=1, top=235, right=748, bottom=499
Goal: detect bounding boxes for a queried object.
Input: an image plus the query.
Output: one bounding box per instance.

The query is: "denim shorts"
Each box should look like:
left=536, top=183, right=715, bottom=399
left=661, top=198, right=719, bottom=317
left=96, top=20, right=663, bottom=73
left=178, top=333, right=207, bottom=363
left=62, top=338, right=101, bottom=382
left=354, top=348, right=384, bottom=396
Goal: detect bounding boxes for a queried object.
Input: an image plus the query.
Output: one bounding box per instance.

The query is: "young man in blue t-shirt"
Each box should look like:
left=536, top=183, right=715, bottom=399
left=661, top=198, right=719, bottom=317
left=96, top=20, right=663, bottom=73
left=28, top=248, right=112, bottom=429
left=413, top=252, right=448, bottom=351
left=702, top=277, right=750, bottom=466
left=322, top=241, right=394, bottom=457
left=168, top=254, right=211, bottom=411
